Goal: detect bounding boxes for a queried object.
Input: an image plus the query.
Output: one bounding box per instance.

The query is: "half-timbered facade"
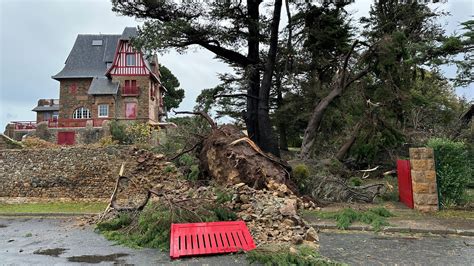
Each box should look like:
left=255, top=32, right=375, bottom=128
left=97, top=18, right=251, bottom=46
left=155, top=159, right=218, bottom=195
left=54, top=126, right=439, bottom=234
left=51, top=27, right=165, bottom=125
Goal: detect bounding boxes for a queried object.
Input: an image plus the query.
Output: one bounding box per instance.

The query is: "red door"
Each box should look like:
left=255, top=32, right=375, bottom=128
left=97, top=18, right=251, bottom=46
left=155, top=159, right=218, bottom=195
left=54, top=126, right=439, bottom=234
left=125, top=102, right=137, bottom=119
left=57, top=132, right=75, bottom=145
left=397, top=159, right=414, bottom=208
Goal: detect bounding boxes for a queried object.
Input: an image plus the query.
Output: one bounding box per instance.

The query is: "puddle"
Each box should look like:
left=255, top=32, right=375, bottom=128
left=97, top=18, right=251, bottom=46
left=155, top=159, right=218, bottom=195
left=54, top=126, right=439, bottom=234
left=67, top=253, right=129, bottom=264
left=34, top=248, right=68, bottom=257
left=0, top=224, right=7, bottom=228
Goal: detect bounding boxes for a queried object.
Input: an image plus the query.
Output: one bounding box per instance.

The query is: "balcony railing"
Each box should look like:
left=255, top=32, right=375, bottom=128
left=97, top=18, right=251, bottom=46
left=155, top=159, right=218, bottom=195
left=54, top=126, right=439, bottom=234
left=11, top=121, right=37, bottom=130
left=47, top=118, right=109, bottom=128
left=11, top=119, right=113, bottom=131
left=122, top=86, right=139, bottom=96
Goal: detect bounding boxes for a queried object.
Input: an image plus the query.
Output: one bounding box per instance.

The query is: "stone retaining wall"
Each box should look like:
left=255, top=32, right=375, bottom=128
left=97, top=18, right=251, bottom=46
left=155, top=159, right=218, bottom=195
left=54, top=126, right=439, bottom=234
left=0, top=146, right=130, bottom=200
left=409, top=148, right=439, bottom=212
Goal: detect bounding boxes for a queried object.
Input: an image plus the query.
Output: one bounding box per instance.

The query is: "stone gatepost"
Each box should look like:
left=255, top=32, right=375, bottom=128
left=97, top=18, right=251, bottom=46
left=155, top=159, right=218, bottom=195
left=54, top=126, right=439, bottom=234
left=409, top=148, right=439, bottom=212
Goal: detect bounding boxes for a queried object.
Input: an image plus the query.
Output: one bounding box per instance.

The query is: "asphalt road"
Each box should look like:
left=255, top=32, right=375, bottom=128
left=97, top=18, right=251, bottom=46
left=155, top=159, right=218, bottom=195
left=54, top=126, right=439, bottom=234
left=0, top=217, right=246, bottom=265
left=1, top=217, right=473, bottom=265
left=319, top=231, right=474, bottom=265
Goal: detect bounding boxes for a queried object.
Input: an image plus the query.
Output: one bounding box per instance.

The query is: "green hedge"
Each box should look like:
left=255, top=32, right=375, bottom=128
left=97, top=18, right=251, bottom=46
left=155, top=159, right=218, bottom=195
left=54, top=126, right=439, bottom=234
left=427, top=138, right=472, bottom=207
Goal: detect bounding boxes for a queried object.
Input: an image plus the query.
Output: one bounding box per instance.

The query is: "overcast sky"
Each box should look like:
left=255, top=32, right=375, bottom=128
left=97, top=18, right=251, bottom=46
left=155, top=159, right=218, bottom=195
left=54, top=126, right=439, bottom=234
left=0, top=0, right=472, bottom=129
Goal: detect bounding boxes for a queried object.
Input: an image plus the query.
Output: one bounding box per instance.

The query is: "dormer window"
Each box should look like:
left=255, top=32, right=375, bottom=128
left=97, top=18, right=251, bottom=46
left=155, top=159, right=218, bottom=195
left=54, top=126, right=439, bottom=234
left=92, top=40, right=103, bottom=46
left=126, top=53, right=136, bottom=66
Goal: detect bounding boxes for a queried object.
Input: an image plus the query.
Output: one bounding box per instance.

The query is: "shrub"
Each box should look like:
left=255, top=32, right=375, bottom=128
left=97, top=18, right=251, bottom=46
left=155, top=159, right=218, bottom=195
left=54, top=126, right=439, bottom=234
left=98, top=135, right=118, bottom=146
left=427, top=138, right=472, bottom=206
left=109, top=120, right=129, bottom=144
left=293, top=164, right=311, bottom=193
left=293, top=164, right=310, bottom=180
left=22, top=137, right=57, bottom=149
left=126, top=122, right=152, bottom=144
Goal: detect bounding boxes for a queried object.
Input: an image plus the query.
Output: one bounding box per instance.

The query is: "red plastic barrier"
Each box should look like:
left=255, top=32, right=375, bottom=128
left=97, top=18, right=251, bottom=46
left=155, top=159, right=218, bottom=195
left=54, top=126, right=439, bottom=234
left=397, top=159, right=414, bottom=209
left=170, top=221, right=256, bottom=259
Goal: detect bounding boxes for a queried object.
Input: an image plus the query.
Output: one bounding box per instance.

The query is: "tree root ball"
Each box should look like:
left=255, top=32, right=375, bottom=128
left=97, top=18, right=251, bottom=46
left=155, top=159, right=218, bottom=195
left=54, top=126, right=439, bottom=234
left=199, top=125, right=291, bottom=190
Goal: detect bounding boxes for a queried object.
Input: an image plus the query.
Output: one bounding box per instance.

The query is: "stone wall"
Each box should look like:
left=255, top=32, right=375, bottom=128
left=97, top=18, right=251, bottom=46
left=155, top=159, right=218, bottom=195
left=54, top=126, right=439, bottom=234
left=0, top=146, right=131, bottom=200
left=112, top=75, right=156, bottom=121
left=0, top=134, right=22, bottom=149
left=409, top=148, right=439, bottom=212
left=59, top=78, right=94, bottom=119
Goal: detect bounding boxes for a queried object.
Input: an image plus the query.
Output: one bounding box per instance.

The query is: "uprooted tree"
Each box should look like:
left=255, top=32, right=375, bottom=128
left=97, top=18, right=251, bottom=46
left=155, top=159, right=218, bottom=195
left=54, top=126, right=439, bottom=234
left=170, top=111, right=385, bottom=203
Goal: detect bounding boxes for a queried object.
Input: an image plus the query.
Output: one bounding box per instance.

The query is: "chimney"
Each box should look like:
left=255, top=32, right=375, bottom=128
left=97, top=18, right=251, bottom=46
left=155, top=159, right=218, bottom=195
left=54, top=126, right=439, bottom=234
left=50, top=99, right=54, bottom=106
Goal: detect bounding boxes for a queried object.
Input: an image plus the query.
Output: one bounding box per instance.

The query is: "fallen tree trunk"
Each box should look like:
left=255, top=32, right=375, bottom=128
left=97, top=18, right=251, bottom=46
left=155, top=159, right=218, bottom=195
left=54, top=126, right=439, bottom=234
left=309, top=175, right=385, bottom=203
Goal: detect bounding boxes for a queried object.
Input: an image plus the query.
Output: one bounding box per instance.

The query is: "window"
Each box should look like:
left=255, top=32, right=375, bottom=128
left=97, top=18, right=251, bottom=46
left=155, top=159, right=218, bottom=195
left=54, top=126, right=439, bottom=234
left=123, top=80, right=138, bottom=95
left=126, top=54, right=136, bottom=66
left=98, top=104, right=109, bottom=117
left=125, top=102, right=137, bottom=119
left=72, top=107, right=91, bottom=119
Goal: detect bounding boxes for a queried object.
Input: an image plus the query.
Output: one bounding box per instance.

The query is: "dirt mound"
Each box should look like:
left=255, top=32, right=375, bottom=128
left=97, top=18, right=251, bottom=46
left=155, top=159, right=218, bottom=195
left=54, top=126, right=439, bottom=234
left=98, top=148, right=319, bottom=247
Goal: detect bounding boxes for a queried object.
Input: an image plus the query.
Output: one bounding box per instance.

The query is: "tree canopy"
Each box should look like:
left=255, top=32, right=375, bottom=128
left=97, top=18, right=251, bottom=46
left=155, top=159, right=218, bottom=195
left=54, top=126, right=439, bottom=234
left=113, top=0, right=473, bottom=164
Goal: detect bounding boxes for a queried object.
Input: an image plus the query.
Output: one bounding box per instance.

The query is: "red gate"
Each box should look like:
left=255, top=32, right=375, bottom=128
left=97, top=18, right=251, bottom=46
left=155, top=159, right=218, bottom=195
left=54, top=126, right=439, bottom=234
left=57, top=132, right=75, bottom=145
left=397, top=159, right=414, bottom=208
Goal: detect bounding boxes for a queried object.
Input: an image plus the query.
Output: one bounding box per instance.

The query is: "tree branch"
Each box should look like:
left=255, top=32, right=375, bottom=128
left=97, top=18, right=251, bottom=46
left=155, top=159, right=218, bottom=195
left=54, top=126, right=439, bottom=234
left=174, top=110, right=217, bottom=129
left=341, top=40, right=360, bottom=84
left=214, top=93, right=260, bottom=100
left=169, top=142, right=200, bottom=161
left=199, top=41, right=255, bottom=66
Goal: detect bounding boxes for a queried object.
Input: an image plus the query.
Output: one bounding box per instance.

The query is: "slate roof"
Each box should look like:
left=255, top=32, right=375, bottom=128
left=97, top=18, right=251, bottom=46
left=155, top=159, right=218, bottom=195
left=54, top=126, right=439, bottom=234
left=52, top=34, right=121, bottom=80
left=121, top=27, right=138, bottom=40
left=51, top=27, right=158, bottom=88
left=88, top=77, right=119, bottom=95
left=32, top=105, right=60, bottom=112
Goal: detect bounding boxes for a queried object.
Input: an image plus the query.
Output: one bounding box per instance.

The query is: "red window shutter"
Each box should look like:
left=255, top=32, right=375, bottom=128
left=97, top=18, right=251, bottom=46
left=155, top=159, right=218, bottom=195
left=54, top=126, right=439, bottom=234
left=70, top=83, right=77, bottom=94
left=131, top=80, right=137, bottom=89
left=125, top=103, right=137, bottom=119
left=125, top=80, right=130, bottom=88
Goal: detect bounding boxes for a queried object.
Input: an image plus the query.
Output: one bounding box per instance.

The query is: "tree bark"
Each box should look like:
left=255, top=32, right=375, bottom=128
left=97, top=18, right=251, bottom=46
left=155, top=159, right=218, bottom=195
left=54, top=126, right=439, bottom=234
left=245, top=0, right=261, bottom=147
left=300, top=77, right=343, bottom=160
left=276, top=74, right=288, bottom=151
left=258, top=0, right=283, bottom=157
left=299, top=41, right=369, bottom=160
left=335, top=119, right=363, bottom=161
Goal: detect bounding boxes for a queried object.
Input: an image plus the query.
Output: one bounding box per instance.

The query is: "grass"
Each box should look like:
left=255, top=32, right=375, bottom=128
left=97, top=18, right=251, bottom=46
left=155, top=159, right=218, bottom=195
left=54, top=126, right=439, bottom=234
left=310, top=207, right=394, bottom=231
left=434, top=210, right=474, bottom=219
left=0, top=202, right=107, bottom=214
left=247, top=244, right=344, bottom=266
